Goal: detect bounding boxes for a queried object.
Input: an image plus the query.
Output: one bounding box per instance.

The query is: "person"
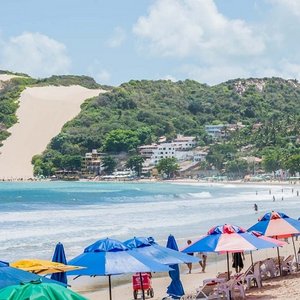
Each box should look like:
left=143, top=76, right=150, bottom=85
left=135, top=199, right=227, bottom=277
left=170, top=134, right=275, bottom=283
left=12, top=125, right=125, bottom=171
left=186, top=240, right=193, bottom=274
left=199, top=252, right=207, bottom=272
left=232, top=252, right=244, bottom=273
left=254, top=203, right=258, bottom=213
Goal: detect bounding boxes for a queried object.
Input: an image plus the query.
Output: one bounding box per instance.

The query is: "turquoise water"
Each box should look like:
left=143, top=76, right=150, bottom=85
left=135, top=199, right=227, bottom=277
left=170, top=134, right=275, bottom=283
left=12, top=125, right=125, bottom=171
left=0, top=181, right=298, bottom=262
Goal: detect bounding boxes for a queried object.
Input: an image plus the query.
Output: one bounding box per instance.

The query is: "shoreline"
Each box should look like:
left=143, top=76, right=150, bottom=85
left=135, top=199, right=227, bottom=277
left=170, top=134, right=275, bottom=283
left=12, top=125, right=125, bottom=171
left=0, top=177, right=299, bottom=187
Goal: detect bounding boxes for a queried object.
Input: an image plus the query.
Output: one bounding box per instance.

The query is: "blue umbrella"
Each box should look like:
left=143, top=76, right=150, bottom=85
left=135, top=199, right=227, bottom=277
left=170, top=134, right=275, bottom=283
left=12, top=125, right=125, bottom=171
left=51, top=242, right=68, bottom=284
left=166, top=235, right=185, bottom=299
left=0, top=261, right=66, bottom=289
left=124, top=237, right=198, bottom=265
left=68, top=238, right=171, bottom=300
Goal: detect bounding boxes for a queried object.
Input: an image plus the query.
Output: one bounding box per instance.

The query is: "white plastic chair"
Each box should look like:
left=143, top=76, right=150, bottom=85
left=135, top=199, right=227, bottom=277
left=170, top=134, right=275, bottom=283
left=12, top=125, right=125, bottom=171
left=245, top=261, right=262, bottom=289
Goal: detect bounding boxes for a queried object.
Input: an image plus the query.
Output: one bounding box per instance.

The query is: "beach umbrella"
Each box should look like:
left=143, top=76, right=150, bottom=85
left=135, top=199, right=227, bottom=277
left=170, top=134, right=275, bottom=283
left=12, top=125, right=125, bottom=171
left=11, top=259, right=82, bottom=277
left=124, top=236, right=198, bottom=265
left=182, top=224, right=279, bottom=279
left=0, top=280, right=87, bottom=300
left=248, top=211, right=300, bottom=273
left=0, top=261, right=66, bottom=289
left=248, top=231, right=287, bottom=268
left=67, top=238, right=171, bottom=300
left=51, top=242, right=68, bottom=284
left=166, top=235, right=184, bottom=299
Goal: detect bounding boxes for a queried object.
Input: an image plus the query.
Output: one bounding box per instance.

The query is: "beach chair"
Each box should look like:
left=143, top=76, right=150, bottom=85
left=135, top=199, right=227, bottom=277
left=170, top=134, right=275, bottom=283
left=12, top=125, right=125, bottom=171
left=260, top=258, right=279, bottom=278
left=194, top=281, right=222, bottom=299
left=216, top=273, right=246, bottom=300
left=281, top=255, right=294, bottom=275
left=245, top=261, right=262, bottom=289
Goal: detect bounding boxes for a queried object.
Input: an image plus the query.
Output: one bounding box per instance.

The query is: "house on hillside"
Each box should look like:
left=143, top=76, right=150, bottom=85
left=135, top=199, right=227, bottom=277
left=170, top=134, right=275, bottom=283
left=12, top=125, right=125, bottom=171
left=81, top=149, right=104, bottom=177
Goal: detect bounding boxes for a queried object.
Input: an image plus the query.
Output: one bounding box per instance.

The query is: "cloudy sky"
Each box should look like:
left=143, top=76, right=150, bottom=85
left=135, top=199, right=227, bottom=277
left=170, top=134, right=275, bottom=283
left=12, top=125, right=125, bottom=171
left=0, top=0, right=299, bottom=85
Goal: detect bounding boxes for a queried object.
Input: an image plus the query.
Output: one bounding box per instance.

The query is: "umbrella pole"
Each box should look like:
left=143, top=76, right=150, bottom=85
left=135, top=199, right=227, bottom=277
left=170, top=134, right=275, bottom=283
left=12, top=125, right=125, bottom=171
left=139, top=272, right=145, bottom=300
left=226, top=252, right=230, bottom=280
left=250, top=251, right=254, bottom=271
left=108, top=275, right=112, bottom=300
left=292, top=236, right=298, bottom=270
left=277, top=247, right=282, bottom=276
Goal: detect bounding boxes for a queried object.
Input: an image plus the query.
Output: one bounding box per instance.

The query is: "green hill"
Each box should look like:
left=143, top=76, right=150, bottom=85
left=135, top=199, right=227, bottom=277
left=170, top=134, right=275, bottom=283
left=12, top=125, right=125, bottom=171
left=33, top=77, right=300, bottom=175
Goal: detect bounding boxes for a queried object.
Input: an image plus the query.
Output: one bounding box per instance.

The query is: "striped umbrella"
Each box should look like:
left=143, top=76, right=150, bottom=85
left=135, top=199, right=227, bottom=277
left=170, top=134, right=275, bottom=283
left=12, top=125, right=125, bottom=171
left=248, top=211, right=300, bottom=238
left=182, top=224, right=278, bottom=278
left=248, top=231, right=287, bottom=268
left=248, top=211, right=300, bottom=272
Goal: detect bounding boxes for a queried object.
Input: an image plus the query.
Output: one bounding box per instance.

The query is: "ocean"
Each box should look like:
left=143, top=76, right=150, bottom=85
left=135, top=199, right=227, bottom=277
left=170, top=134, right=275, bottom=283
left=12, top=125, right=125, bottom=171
left=0, top=181, right=299, bottom=262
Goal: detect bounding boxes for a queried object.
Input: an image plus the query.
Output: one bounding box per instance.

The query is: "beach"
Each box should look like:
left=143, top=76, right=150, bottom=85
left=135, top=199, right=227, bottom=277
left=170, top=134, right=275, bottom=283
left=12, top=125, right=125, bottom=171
left=79, top=240, right=300, bottom=299
left=0, top=181, right=300, bottom=299
left=0, top=85, right=104, bottom=179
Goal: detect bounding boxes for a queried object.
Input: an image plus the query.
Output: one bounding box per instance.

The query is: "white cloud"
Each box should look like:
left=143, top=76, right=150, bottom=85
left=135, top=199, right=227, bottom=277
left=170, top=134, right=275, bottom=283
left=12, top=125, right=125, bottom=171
left=0, top=32, right=71, bottom=77
left=132, top=0, right=300, bottom=84
left=269, top=0, right=300, bottom=16
left=94, top=69, right=111, bottom=83
left=107, top=27, right=126, bottom=48
left=163, top=75, right=177, bottom=82
left=133, top=0, right=265, bottom=61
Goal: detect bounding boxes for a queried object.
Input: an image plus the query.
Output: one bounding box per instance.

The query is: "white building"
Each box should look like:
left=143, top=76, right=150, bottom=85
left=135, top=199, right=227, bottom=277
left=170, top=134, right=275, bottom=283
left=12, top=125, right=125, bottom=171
left=205, top=124, right=225, bottom=139
left=173, top=134, right=197, bottom=150
left=139, top=135, right=197, bottom=165
left=205, top=123, right=245, bottom=139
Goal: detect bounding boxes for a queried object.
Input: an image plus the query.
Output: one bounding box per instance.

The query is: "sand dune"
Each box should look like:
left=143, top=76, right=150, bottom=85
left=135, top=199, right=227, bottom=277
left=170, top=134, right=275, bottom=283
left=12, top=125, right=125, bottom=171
left=0, top=85, right=104, bottom=179
left=0, top=74, right=22, bottom=82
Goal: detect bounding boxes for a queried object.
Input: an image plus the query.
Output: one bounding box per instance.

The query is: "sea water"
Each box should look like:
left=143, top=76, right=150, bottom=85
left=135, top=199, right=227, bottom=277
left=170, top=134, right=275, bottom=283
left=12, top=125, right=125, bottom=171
left=0, top=181, right=299, bottom=262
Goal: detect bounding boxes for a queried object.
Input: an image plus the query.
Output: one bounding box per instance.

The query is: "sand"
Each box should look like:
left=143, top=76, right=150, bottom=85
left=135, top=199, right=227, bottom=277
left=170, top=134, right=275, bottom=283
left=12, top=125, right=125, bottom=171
left=74, top=240, right=300, bottom=299
left=0, top=74, right=22, bottom=82
left=0, top=85, right=104, bottom=179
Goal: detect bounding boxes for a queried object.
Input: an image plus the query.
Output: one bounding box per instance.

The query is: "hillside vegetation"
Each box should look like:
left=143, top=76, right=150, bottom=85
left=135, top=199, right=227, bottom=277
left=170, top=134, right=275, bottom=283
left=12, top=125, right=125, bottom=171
left=33, top=78, right=300, bottom=175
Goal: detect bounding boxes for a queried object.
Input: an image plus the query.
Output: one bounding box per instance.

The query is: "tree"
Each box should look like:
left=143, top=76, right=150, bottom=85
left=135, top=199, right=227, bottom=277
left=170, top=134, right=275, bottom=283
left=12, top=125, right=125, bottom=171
left=156, top=157, right=179, bottom=178
left=206, top=143, right=237, bottom=170
left=102, top=129, right=140, bottom=153
left=262, top=150, right=281, bottom=172
left=126, top=155, right=144, bottom=176
left=101, top=156, right=117, bottom=174
left=285, top=154, right=300, bottom=175
left=225, top=159, right=248, bottom=177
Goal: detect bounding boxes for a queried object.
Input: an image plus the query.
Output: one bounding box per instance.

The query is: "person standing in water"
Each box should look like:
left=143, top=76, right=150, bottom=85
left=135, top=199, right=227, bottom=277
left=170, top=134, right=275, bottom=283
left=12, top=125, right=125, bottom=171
left=254, top=203, right=258, bottom=213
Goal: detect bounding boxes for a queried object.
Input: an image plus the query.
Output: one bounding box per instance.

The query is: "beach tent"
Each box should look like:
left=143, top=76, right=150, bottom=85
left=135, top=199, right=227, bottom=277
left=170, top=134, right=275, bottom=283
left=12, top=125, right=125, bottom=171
left=182, top=224, right=279, bottom=279
left=51, top=242, right=68, bottom=284
left=124, top=236, right=198, bottom=265
left=0, top=261, right=66, bottom=289
left=11, top=259, right=82, bottom=276
left=0, top=280, right=87, bottom=300
left=248, top=211, right=300, bottom=272
left=67, top=238, right=171, bottom=300
left=166, top=235, right=184, bottom=299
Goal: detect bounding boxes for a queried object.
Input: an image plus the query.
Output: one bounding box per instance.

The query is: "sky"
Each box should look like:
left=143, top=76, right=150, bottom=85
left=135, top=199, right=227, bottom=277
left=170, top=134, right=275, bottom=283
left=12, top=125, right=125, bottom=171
left=0, top=0, right=300, bottom=86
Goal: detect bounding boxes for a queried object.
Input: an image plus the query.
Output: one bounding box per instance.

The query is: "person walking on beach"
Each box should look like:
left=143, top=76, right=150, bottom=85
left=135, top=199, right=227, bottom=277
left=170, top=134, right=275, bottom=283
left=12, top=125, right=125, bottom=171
left=232, top=252, right=244, bottom=273
left=186, top=240, right=193, bottom=274
left=199, top=252, right=207, bottom=272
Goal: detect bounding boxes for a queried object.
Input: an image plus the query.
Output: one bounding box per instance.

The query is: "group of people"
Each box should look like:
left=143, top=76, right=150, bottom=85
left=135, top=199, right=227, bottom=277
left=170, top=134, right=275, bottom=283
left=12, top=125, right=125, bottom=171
left=186, top=240, right=245, bottom=274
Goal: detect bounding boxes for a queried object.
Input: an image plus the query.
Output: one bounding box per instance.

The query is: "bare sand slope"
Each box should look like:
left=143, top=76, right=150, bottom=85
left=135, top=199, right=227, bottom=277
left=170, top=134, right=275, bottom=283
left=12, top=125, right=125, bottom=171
left=0, top=74, right=21, bottom=81
left=0, top=85, right=104, bottom=179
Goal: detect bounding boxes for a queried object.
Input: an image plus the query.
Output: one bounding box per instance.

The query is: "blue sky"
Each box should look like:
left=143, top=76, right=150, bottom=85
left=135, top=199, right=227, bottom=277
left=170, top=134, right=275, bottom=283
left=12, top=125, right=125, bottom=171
left=0, top=0, right=299, bottom=86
